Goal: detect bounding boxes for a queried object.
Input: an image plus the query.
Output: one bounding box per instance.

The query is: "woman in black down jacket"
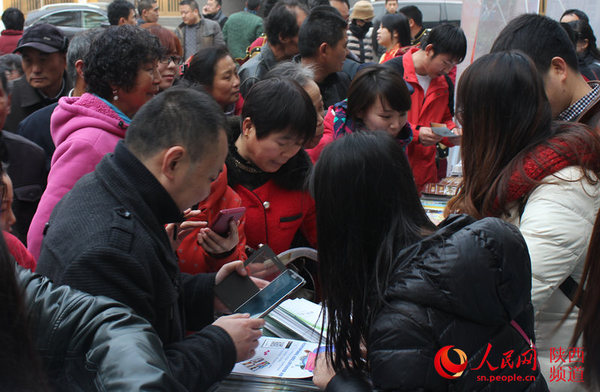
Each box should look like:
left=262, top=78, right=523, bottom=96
left=310, top=131, right=548, bottom=391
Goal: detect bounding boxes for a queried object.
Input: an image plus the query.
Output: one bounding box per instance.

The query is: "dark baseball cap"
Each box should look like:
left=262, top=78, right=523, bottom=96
left=14, top=24, right=67, bottom=54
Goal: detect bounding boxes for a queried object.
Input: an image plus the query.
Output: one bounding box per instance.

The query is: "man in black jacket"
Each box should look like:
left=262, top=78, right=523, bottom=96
left=298, top=6, right=350, bottom=108
left=202, top=0, right=227, bottom=28
left=238, top=0, right=308, bottom=97
left=37, top=88, right=264, bottom=391
left=5, top=23, right=71, bottom=133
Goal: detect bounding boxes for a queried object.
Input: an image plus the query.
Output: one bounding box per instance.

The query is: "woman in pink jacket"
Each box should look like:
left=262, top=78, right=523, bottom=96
left=27, top=25, right=162, bottom=259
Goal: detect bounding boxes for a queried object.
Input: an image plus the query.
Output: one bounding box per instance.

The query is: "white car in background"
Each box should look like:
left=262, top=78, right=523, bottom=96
left=357, top=0, right=462, bottom=27
left=24, top=3, right=109, bottom=38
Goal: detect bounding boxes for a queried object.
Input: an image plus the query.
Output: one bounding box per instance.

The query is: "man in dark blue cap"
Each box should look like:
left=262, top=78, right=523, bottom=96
left=5, top=23, right=71, bottom=133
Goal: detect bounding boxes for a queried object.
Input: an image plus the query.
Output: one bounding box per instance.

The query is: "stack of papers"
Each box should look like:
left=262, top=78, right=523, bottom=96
left=264, top=298, right=327, bottom=343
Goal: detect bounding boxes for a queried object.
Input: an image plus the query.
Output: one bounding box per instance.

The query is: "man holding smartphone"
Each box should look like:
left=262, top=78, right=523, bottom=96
left=37, top=88, right=264, bottom=391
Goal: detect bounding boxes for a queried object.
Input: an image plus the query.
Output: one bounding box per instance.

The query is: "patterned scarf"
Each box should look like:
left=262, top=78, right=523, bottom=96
left=503, top=137, right=598, bottom=208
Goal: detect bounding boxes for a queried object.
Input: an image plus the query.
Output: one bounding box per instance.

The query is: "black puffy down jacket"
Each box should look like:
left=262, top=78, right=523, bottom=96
left=327, top=215, right=549, bottom=392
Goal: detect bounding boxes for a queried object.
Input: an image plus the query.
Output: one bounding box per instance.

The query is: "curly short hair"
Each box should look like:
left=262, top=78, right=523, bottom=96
left=84, top=25, right=163, bottom=100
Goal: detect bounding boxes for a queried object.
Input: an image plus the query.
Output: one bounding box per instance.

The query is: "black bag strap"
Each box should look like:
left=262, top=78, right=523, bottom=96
left=559, top=275, right=584, bottom=308
left=444, top=74, right=454, bottom=117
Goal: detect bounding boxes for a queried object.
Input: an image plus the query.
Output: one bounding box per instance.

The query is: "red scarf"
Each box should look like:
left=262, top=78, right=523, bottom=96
left=504, top=137, right=597, bottom=206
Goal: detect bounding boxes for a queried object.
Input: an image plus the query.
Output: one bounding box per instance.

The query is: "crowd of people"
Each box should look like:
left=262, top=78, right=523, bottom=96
left=0, top=0, right=600, bottom=390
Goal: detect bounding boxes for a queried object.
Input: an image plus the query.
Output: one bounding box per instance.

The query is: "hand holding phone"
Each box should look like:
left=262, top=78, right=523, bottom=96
left=197, top=220, right=239, bottom=255
left=430, top=122, right=457, bottom=137
left=235, top=269, right=306, bottom=318
left=210, top=207, right=246, bottom=236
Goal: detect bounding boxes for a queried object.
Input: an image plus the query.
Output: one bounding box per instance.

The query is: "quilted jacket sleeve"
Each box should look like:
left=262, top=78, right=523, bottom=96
left=367, top=217, right=533, bottom=391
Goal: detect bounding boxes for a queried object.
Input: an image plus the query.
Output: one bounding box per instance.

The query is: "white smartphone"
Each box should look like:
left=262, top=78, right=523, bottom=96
left=235, top=269, right=305, bottom=318
left=431, top=126, right=456, bottom=137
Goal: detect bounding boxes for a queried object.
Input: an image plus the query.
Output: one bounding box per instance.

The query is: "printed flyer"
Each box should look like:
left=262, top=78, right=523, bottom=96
left=232, top=337, right=320, bottom=379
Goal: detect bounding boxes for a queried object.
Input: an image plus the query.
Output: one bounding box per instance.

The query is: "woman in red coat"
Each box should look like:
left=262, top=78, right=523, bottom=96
left=226, top=78, right=317, bottom=272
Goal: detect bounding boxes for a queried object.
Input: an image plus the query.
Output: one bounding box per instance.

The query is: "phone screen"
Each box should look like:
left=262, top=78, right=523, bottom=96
left=235, top=269, right=305, bottom=318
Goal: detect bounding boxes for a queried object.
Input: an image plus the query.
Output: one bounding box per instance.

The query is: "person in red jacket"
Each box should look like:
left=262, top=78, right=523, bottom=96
left=226, top=77, right=317, bottom=273
left=177, top=164, right=247, bottom=274
left=0, top=8, right=24, bottom=55
left=385, top=23, right=466, bottom=192
left=0, top=168, right=36, bottom=270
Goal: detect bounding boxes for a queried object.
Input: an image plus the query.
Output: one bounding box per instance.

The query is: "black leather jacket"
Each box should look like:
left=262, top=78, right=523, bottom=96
left=238, top=44, right=278, bottom=98
left=18, top=266, right=185, bottom=391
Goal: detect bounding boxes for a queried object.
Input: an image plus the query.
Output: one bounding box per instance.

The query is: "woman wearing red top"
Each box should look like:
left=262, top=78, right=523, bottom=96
left=1, top=168, right=35, bottom=270
left=226, top=78, right=317, bottom=266
left=377, top=13, right=411, bottom=64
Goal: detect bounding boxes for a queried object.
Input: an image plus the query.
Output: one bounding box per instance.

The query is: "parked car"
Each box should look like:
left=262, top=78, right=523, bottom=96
left=24, top=3, right=109, bottom=38
left=354, top=0, right=462, bottom=27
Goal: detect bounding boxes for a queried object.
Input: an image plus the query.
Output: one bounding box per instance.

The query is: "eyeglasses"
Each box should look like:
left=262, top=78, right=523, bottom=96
left=159, top=55, right=183, bottom=65
left=441, top=59, right=459, bottom=70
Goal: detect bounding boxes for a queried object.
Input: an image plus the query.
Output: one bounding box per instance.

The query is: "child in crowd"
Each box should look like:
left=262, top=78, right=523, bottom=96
left=307, top=65, right=412, bottom=162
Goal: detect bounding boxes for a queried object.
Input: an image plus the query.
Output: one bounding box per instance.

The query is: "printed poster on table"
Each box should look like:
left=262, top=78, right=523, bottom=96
left=232, top=337, right=321, bottom=379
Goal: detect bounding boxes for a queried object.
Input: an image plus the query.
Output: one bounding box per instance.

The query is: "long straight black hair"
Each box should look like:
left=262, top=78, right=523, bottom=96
left=310, top=131, right=435, bottom=372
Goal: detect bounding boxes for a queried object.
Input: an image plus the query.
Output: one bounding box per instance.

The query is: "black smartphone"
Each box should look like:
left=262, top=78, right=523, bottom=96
left=235, top=269, right=305, bottom=318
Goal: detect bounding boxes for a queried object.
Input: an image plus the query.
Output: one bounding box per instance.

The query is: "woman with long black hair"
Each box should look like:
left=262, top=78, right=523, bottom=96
left=311, top=131, right=546, bottom=391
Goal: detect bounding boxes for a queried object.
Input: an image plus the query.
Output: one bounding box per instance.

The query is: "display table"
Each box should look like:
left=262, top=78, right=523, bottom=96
left=209, top=374, right=320, bottom=391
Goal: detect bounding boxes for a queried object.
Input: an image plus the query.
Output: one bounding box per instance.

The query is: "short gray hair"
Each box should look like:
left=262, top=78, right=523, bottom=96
left=67, top=29, right=101, bottom=85
left=265, top=61, right=315, bottom=87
